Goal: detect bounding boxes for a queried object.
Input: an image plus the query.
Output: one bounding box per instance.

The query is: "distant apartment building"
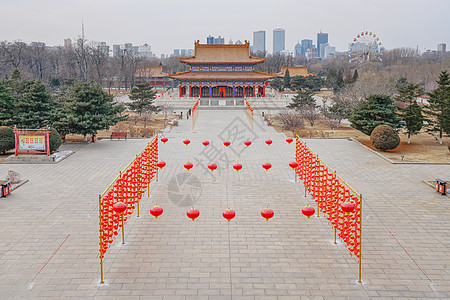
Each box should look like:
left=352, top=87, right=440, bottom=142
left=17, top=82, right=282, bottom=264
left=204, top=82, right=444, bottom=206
left=317, top=32, right=328, bottom=58
left=173, top=49, right=180, bottom=57
left=273, top=28, right=285, bottom=54
left=323, top=44, right=336, bottom=59
left=437, top=43, right=447, bottom=52
left=301, top=39, right=313, bottom=56
left=253, top=30, right=266, bottom=54
left=97, top=42, right=109, bottom=55
left=180, top=49, right=187, bottom=57
left=214, top=36, right=225, bottom=45
left=187, top=49, right=195, bottom=56
left=138, top=44, right=152, bottom=58
left=207, top=35, right=214, bottom=45
left=64, top=38, right=72, bottom=50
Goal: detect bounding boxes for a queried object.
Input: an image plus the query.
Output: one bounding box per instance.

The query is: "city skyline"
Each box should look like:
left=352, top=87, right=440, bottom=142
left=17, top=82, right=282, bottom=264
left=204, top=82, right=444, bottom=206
left=1, top=0, right=449, bottom=56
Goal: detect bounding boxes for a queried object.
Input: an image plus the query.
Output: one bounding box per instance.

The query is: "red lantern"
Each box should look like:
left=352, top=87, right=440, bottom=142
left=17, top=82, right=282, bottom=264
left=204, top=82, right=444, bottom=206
left=244, top=140, right=252, bottom=147
left=156, top=161, right=166, bottom=169
left=286, top=138, right=293, bottom=144
left=161, top=137, right=168, bottom=144
left=150, top=206, right=163, bottom=219
left=184, top=162, right=193, bottom=171
left=233, top=163, right=242, bottom=172
left=187, top=208, right=200, bottom=221
left=265, top=139, right=272, bottom=146
left=302, top=206, right=315, bottom=219
left=208, top=163, right=217, bottom=172
left=183, top=139, right=190, bottom=146
left=223, top=141, right=231, bottom=147
left=202, top=140, right=209, bottom=147
left=262, top=162, right=272, bottom=171
left=341, top=202, right=355, bottom=214
left=113, top=202, right=127, bottom=214
left=289, top=161, right=298, bottom=169
left=261, top=208, right=274, bottom=221
left=222, top=209, right=236, bottom=222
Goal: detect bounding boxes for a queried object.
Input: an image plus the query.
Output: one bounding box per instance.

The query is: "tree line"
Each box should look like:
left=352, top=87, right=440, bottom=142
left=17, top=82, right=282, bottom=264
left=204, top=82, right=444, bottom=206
left=283, top=71, right=450, bottom=145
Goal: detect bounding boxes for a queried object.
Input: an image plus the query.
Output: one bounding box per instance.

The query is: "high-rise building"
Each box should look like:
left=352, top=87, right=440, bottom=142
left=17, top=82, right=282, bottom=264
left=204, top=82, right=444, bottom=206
left=317, top=32, right=328, bottom=58
left=97, top=42, right=109, bottom=56
left=113, top=45, right=121, bottom=57
left=301, top=39, right=313, bottom=56
left=294, top=42, right=302, bottom=56
left=180, top=49, right=187, bottom=57
left=207, top=35, right=214, bottom=44
left=323, top=44, right=336, bottom=59
left=214, top=36, right=225, bottom=45
left=138, top=44, right=152, bottom=58
left=64, top=38, right=72, bottom=50
left=173, top=49, right=180, bottom=57
left=273, top=28, right=285, bottom=54
left=437, top=43, right=447, bottom=52
left=253, top=30, right=266, bottom=54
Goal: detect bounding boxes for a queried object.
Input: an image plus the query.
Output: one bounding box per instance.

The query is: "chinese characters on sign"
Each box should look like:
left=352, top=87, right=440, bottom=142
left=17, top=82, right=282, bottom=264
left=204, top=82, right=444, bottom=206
left=18, top=135, right=46, bottom=150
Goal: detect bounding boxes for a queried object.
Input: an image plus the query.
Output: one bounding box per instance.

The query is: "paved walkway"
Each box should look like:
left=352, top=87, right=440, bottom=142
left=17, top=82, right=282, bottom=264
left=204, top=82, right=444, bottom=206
left=0, top=109, right=449, bottom=299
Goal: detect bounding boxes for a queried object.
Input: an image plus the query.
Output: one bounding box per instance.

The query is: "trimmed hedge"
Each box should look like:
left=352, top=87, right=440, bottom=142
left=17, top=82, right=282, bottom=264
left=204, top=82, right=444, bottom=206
left=370, top=125, right=400, bottom=151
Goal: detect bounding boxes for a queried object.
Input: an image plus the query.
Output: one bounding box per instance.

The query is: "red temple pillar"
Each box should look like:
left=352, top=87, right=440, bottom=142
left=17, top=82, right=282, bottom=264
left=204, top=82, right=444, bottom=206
left=262, top=86, right=265, bottom=97
left=243, top=85, right=246, bottom=98
left=199, top=84, right=202, bottom=98
left=179, top=83, right=182, bottom=97
left=189, top=84, right=192, bottom=97
left=252, top=83, right=255, bottom=97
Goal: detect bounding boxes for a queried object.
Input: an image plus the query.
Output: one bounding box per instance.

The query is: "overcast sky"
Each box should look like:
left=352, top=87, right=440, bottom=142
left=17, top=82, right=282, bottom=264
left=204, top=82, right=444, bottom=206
left=1, top=0, right=449, bottom=56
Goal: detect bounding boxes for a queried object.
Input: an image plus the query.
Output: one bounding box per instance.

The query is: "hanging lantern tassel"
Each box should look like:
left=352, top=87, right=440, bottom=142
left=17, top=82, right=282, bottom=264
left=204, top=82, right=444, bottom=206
left=261, top=208, right=274, bottom=221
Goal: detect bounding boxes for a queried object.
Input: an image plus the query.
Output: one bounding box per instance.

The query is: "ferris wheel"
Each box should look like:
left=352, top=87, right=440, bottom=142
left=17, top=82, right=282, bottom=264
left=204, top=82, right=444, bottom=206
left=348, top=31, right=383, bottom=63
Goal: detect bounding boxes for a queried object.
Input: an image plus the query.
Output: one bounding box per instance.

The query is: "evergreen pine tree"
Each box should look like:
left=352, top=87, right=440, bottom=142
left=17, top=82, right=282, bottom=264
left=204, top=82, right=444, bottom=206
left=13, top=80, right=56, bottom=129
left=287, top=89, right=317, bottom=111
left=394, top=83, right=424, bottom=144
left=127, top=83, right=159, bottom=116
left=349, top=94, right=401, bottom=135
left=426, top=71, right=450, bottom=144
left=58, top=81, right=126, bottom=140
left=284, top=69, right=291, bottom=90
left=335, top=70, right=345, bottom=92
left=352, top=69, right=358, bottom=83
left=0, top=81, right=14, bottom=126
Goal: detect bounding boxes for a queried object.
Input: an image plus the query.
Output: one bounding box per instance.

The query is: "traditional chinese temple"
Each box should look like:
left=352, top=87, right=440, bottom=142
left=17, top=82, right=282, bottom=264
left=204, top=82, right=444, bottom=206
left=135, top=66, right=170, bottom=87
left=169, top=41, right=276, bottom=98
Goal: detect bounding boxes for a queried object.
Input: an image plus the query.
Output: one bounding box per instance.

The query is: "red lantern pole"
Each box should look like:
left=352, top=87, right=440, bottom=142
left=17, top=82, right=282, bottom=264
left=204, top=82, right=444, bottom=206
left=359, top=193, right=363, bottom=283
left=99, top=194, right=104, bottom=283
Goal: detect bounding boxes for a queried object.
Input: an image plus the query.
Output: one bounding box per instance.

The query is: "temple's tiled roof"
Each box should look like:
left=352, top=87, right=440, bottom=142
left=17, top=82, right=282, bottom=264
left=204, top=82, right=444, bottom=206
left=135, top=66, right=168, bottom=78
left=180, top=41, right=265, bottom=64
left=278, top=66, right=316, bottom=77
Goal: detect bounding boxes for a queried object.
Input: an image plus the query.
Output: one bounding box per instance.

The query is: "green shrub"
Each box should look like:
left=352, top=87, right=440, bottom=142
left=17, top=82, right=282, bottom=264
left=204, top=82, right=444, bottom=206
left=49, top=127, right=62, bottom=152
left=370, top=125, right=400, bottom=151
left=0, top=126, right=15, bottom=154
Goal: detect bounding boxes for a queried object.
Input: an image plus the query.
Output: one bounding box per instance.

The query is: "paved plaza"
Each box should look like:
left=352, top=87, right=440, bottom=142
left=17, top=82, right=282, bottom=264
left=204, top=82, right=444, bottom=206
left=0, top=109, right=449, bottom=299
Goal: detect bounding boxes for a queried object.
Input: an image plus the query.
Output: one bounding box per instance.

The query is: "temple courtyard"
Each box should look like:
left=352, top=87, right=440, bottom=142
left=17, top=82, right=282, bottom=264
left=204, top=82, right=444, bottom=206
left=0, top=109, right=449, bottom=299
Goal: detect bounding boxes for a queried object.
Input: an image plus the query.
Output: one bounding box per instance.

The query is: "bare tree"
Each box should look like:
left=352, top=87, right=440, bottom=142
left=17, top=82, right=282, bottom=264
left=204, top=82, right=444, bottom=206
left=160, top=103, right=174, bottom=127
left=275, top=108, right=304, bottom=136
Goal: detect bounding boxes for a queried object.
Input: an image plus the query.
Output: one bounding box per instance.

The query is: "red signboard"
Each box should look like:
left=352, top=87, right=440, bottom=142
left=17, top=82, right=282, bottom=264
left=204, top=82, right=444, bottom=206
left=14, top=128, right=50, bottom=156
